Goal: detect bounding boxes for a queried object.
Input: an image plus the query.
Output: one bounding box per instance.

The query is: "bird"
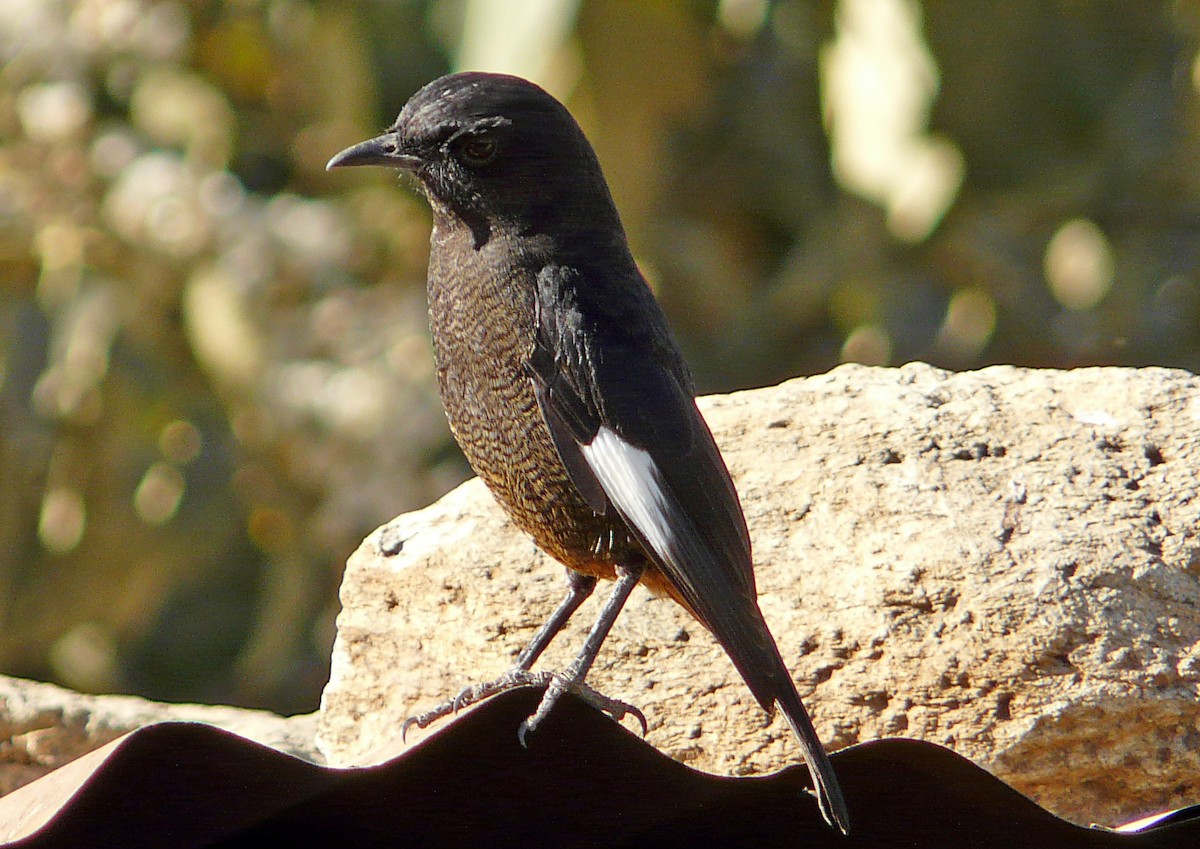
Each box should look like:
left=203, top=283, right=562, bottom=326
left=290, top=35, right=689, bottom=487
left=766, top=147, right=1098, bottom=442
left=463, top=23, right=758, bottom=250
left=327, top=71, right=850, bottom=834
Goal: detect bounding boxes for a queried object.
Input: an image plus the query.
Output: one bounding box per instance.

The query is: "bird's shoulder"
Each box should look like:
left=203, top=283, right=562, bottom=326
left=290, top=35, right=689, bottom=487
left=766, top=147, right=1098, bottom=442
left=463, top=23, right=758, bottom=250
left=532, top=259, right=691, bottom=375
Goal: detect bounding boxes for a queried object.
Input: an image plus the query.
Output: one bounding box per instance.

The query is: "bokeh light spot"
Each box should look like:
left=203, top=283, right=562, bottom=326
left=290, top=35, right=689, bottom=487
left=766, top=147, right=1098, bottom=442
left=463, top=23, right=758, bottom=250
left=134, top=462, right=186, bottom=525
left=821, top=0, right=962, bottom=243
left=841, top=324, right=892, bottom=365
left=160, top=419, right=202, bottom=463
left=935, top=287, right=996, bottom=360
left=39, top=486, right=87, bottom=554
left=49, top=622, right=118, bottom=693
left=718, top=0, right=769, bottom=39
left=17, top=81, right=91, bottom=143
left=1045, top=218, right=1114, bottom=311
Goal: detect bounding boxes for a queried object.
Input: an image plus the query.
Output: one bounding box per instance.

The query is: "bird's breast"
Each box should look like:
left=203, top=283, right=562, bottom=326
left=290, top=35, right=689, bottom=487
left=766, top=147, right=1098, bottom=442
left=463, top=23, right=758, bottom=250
left=425, top=233, right=637, bottom=573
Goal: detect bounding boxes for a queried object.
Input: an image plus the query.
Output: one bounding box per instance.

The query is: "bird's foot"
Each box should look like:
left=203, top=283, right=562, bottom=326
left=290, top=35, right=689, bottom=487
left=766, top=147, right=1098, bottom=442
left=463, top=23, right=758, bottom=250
left=400, top=669, right=534, bottom=741
left=517, top=670, right=648, bottom=746
left=400, top=668, right=647, bottom=743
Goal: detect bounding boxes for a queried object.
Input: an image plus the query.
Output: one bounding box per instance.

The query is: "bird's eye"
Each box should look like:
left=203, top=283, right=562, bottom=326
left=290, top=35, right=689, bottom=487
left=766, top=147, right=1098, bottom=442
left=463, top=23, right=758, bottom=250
left=458, top=136, right=498, bottom=167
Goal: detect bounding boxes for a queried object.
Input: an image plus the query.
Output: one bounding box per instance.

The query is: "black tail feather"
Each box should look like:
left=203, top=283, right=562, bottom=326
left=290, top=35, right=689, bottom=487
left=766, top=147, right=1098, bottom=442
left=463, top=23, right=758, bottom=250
left=775, top=688, right=851, bottom=835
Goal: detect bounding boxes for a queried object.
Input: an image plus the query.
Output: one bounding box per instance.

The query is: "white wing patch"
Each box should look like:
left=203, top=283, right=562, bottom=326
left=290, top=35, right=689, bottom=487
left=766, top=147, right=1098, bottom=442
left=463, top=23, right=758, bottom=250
left=579, top=426, right=675, bottom=560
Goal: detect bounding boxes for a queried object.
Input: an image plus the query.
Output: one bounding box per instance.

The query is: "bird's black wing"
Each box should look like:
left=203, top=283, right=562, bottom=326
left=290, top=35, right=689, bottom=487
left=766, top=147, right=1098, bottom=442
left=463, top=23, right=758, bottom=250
left=525, top=266, right=610, bottom=515
left=527, top=263, right=849, bottom=834
left=528, top=262, right=767, bottom=698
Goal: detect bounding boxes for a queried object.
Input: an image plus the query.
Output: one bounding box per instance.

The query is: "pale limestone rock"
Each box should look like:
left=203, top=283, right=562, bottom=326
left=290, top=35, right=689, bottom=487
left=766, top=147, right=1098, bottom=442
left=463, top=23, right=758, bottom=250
left=317, top=363, right=1200, bottom=825
left=0, top=675, right=320, bottom=795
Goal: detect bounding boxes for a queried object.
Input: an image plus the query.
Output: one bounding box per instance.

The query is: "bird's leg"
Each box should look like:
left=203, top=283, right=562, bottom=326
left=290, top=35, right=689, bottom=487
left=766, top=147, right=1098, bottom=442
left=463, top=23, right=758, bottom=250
left=517, top=562, right=644, bottom=744
left=513, top=570, right=597, bottom=671
left=400, top=570, right=597, bottom=740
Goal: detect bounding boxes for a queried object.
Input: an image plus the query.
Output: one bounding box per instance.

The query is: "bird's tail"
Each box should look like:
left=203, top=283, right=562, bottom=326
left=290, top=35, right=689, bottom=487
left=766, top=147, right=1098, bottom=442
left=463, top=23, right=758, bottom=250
left=774, top=682, right=851, bottom=835
left=695, top=592, right=851, bottom=834
left=665, top=576, right=851, bottom=833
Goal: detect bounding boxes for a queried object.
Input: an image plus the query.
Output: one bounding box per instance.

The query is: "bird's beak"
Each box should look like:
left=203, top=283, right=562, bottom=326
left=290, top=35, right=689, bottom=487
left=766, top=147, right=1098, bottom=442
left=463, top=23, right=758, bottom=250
left=325, top=133, right=421, bottom=172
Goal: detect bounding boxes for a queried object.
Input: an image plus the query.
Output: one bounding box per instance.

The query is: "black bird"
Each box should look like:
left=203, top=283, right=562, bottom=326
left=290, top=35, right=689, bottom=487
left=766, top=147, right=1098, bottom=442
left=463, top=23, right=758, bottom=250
left=327, top=71, right=850, bottom=834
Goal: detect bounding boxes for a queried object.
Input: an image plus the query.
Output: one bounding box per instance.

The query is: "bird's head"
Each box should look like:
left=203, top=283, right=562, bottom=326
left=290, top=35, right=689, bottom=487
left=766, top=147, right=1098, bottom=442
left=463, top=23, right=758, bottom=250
left=327, top=72, right=622, bottom=246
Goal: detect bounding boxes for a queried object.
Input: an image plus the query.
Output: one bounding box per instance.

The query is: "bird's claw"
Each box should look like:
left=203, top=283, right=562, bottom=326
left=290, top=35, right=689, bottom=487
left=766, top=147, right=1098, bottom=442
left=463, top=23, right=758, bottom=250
left=565, top=683, right=647, bottom=737
left=400, top=704, right=451, bottom=742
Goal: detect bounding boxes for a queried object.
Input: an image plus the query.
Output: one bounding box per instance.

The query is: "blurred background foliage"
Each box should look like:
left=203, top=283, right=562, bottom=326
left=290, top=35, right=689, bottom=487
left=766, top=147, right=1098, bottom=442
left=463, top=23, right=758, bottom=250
left=1, top=0, right=1198, bottom=715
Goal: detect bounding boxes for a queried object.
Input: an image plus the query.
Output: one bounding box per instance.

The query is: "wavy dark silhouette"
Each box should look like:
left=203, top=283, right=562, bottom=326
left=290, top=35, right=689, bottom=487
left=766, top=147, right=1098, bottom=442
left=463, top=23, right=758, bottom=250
left=1, top=688, right=1196, bottom=848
